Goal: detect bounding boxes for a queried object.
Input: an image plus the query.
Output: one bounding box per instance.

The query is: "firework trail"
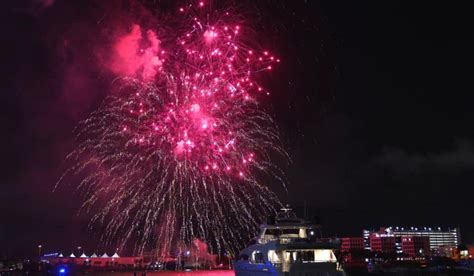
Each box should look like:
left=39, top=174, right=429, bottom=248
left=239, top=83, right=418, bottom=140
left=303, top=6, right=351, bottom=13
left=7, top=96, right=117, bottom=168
left=59, top=2, right=287, bottom=256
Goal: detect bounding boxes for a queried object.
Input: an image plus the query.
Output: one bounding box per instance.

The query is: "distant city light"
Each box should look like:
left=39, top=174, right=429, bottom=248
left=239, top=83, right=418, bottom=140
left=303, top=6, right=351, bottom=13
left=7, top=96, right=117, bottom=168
left=59, top=268, right=66, bottom=273
left=43, top=253, right=59, bottom=257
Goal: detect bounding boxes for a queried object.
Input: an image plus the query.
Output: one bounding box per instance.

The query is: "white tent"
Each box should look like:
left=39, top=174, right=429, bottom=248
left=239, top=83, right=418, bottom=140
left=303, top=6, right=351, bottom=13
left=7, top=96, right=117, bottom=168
left=80, top=253, right=88, bottom=258
left=101, top=253, right=109, bottom=258
left=112, top=252, right=120, bottom=258
left=69, top=253, right=76, bottom=258
left=90, top=253, right=98, bottom=258
left=58, top=253, right=64, bottom=258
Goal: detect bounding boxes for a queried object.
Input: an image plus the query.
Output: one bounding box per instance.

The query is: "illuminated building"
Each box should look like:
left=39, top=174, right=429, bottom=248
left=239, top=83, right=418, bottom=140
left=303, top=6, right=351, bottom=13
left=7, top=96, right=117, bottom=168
left=364, top=226, right=460, bottom=254
left=341, top=237, right=364, bottom=252
left=369, top=233, right=396, bottom=253
left=340, top=237, right=368, bottom=263
left=401, top=236, right=430, bottom=257
left=459, top=245, right=474, bottom=259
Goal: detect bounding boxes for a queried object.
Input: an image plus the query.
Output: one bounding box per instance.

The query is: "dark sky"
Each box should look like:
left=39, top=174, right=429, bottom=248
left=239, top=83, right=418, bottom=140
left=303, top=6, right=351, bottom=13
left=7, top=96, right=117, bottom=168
left=2, top=0, right=474, bottom=258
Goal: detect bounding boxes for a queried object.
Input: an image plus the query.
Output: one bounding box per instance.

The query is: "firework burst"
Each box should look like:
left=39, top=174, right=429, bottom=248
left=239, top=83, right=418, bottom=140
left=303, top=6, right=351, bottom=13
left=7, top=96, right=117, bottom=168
left=59, top=2, right=287, bottom=256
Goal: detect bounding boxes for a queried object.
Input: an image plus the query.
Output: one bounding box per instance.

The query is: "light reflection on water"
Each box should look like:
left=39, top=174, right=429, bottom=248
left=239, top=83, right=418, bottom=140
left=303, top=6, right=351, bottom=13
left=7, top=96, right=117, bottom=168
left=90, top=271, right=235, bottom=276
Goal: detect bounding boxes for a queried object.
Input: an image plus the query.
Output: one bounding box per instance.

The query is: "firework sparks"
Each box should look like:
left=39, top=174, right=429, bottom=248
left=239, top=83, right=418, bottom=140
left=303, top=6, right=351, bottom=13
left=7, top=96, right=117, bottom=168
left=60, top=2, right=286, bottom=256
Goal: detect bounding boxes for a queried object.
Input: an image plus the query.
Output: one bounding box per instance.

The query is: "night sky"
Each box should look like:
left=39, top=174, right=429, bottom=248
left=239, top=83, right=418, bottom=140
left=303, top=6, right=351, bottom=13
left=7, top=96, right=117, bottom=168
left=2, top=0, right=474, bottom=258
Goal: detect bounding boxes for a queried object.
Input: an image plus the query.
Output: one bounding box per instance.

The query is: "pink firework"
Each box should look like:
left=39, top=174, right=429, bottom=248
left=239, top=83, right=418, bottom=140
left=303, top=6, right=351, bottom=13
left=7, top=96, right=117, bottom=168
left=61, top=2, right=286, bottom=256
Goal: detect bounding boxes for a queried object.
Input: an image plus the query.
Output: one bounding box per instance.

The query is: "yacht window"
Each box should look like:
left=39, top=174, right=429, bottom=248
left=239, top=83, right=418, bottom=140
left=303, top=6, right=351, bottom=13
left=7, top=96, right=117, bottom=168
left=264, top=229, right=280, bottom=236
left=281, top=229, right=300, bottom=235
left=268, top=250, right=280, bottom=263
left=283, top=249, right=336, bottom=263
left=314, top=249, right=336, bottom=262
left=251, top=251, right=265, bottom=264
left=284, top=250, right=314, bottom=263
left=265, top=228, right=300, bottom=236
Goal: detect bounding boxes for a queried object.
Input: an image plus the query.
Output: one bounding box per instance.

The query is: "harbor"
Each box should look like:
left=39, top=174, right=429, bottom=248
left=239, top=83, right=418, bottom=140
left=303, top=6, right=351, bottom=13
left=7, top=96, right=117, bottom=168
left=2, top=208, right=474, bottom=275
left=3, top=0, right=474, bottom=275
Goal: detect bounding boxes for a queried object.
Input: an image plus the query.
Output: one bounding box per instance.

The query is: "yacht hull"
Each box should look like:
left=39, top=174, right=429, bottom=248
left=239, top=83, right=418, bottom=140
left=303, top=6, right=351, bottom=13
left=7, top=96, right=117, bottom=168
left=235, top=262, right=345, bottom=276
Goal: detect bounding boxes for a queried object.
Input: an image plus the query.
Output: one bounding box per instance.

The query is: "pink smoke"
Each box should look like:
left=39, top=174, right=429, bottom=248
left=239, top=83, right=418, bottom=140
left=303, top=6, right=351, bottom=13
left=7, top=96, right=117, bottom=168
left=108, top=24, right=161, bottom=81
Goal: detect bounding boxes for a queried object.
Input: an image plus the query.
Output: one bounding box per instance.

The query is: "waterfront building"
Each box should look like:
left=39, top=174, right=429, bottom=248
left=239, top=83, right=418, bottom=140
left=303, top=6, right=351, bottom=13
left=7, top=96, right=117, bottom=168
left=41, top=252, right=145, bottom=269
left=369, top=233, right=396, bottom=254
left=460, top=245, right=474, bottom=259
left=364, top=226, right=460, bottom=254
left=341, top=237, right=364, bottom=252
left=437, top=245, right=458, bottom=258
left=401, top=236, right=430, bottom=257
left=340, top=237, right=367, bottom=263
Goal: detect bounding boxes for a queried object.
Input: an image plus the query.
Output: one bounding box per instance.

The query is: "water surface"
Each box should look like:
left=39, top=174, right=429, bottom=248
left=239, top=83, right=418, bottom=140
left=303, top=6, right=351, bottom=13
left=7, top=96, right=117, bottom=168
left=89, top=271, right=234, bottom=276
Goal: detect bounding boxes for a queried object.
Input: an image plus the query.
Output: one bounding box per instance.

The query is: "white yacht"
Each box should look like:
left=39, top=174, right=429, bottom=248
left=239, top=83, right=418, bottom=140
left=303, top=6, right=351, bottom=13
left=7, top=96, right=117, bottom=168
left=234, top=206, right=345, bottom=276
